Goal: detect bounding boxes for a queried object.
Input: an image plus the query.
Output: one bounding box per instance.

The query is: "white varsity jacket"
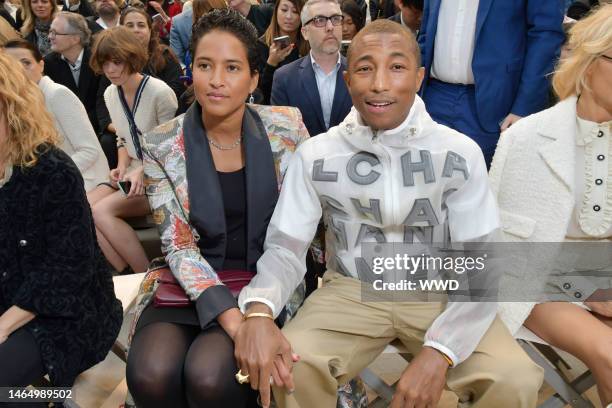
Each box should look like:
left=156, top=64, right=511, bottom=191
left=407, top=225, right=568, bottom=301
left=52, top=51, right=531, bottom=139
left=239, top=95, right=501, bottom=366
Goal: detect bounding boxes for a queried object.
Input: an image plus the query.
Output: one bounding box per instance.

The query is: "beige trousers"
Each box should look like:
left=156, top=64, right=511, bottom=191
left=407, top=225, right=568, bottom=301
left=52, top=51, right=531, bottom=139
left=273, top=272, right=544, bottom=408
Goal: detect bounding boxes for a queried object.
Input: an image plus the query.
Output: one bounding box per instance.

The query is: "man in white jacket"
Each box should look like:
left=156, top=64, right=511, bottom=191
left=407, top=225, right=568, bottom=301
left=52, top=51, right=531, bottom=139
left=234, top=20, right=543, bottom=408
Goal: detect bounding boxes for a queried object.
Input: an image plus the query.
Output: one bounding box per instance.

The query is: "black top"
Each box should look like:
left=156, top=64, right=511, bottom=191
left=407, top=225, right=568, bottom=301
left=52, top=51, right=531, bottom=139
left=218, top=167, right=247, bottom=270
left=246, top=3, right=273, bottom=36
left=256, top=37, right=301, bottom=105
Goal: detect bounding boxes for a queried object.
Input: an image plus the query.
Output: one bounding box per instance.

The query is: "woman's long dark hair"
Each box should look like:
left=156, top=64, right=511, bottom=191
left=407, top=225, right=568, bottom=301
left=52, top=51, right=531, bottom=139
left=263, top=0, right=309, bottom=56
left=120, top=7, right=179, bottom=75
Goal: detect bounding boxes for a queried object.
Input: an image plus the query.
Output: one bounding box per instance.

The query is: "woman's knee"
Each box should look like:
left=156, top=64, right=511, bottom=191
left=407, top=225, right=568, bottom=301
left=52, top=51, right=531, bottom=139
left=126, top=350, right=184, bottom=402
left=184, top=362, right=247, bottom=405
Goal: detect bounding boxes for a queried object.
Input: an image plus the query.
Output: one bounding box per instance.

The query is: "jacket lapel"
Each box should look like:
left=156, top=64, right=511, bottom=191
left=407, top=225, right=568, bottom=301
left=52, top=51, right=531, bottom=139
left=300, top=56, right=326, bottom=132
left=330, top=56, right=351, bottom=127
left=536, top=97, right=577, bottom=193
left=475, top=0, right=494, bottom=42
left=182, top=102, right=226, bottom=271
left=243, top=106, right=279, bottom=270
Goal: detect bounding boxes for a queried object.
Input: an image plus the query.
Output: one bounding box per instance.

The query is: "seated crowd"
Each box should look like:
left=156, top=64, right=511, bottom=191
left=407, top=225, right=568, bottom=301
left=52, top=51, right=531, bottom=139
left=0, top=0, right=611, bottom=407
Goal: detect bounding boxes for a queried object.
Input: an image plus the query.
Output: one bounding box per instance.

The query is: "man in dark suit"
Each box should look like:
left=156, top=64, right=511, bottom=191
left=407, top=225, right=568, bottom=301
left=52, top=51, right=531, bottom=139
left=418, top=0, right=564, bottom=167
left=271, top=0, right=352, bottom=137
left=388, top=0, right=422, bottom=33
left=61, top=0, right=95, bottom=18
left=45, top=11, right=114, bottom=167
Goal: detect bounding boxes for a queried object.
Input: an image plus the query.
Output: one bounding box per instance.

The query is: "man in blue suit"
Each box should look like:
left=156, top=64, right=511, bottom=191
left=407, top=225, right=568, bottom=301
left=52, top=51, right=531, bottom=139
left=271, top=0, right=352, bottom=138
left=418, top=0, right=564, bottom=167
left=170, top=6, right=193, bottom=68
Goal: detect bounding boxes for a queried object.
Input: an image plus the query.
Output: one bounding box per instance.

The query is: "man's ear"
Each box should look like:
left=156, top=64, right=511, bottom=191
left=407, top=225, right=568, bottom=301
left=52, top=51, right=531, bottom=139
left=343, top=69, right=352, bottom=96
left=301, top=25, right=309, bottom=42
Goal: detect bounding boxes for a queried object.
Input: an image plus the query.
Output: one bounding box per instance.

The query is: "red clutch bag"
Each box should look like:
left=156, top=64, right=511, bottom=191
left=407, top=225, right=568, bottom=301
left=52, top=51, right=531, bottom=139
left=153, top=267, right=255, bottom=308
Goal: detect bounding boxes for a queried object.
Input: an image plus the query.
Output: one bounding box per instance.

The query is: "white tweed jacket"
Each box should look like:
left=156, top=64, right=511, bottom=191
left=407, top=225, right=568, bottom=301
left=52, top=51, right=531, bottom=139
left=38, top=76, right=109, bottom=192
left=489, top=96, right=600, bottom=335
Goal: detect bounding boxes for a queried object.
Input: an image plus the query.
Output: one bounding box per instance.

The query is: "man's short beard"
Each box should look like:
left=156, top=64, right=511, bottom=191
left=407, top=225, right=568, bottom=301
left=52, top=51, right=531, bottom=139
left=97, top=4, right=118, bottom=19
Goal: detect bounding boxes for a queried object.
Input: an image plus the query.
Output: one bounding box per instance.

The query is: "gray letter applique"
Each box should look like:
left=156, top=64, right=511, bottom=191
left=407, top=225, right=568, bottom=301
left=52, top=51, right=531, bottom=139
left=346, top=152, right=381, bottom=185
left=442, top=151, right=469, bottom=180
left=403, top=198, right=440, bottom=226
left=313, top=159, right=338, bottom=182
left=401, top=150, right=436, bottom=186
left=350, top=198, right=383, bottom=224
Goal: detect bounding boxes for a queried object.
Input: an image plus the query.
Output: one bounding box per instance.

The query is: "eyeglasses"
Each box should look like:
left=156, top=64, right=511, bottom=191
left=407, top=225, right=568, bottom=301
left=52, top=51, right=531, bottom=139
left=304, top=14, right=343, bottom=28
left=49, top=30, right=78, bottom=37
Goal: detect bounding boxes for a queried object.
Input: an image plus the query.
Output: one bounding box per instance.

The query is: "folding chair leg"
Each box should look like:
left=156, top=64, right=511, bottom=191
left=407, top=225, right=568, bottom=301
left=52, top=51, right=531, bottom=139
left=360, top=367, right=395, bottom=405
left=518, top=340, right=594, bottom=408
left=112, top=340, right=128, bottom=363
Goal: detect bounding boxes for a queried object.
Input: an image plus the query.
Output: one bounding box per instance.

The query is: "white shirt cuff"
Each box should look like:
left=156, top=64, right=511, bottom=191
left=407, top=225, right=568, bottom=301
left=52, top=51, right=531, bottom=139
left=423, top=341, right=459, bottom=367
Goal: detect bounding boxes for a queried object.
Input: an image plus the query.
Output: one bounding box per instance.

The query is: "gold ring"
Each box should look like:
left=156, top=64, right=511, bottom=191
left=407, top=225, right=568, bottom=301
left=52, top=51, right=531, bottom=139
left=235, top=369, right=250, bottom=384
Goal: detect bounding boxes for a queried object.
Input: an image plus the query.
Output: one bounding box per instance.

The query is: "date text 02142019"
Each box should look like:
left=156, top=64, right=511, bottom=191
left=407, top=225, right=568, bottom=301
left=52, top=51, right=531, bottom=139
left=0, top=387, right=73, bottom=402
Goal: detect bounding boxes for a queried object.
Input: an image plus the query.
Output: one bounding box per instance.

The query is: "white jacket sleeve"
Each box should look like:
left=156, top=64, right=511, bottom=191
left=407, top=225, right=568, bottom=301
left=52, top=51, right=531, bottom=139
left=238, top=148, right=322, bottom=316
left=155, top=84, right=179, bottom=125
left=423, top=146, right=500, bottom=366
left=53, top=87, right=101, bottom=173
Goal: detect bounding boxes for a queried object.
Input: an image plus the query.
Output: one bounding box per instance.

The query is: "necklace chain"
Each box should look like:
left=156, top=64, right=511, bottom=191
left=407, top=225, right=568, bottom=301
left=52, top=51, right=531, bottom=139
left=208, top=135, right=242, bottom=150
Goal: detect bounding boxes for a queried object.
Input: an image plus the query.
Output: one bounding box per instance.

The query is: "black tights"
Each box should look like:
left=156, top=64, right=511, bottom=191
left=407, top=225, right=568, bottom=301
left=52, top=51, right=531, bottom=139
left=127, top=322, right=258, bottom=408
left=0, top=326, right=47, bottom=408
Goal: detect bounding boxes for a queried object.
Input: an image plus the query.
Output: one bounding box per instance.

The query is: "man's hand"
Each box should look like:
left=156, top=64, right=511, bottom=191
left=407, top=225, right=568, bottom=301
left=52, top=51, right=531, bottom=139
left=391, top=347, right=449, bottom=408
left=585, top=289, right=612, bottom=317
left=233, top=303, right=294, bottom=408
left=500, top=113, right=522, bottom=132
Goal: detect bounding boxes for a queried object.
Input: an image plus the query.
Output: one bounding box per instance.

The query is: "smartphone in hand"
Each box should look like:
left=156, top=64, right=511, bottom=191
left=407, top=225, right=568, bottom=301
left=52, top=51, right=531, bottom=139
left=273, top=35, right=291, bottom=50
left=118, top=180, right=132, bottom=196
left=340, top=40, right=351, bottom=57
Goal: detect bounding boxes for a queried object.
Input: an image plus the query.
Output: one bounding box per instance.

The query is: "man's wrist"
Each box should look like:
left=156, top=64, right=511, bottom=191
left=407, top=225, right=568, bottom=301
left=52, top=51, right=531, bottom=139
left=423, top=346, right=453, bottom=368
left=245, top=302, right=273, bottom=316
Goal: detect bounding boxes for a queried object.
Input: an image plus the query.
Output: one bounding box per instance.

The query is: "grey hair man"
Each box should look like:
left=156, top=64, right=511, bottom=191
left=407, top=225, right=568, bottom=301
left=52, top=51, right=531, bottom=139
left=44, top=11, right=106, bottom=136
left=270, top=0, right=352, bottom=138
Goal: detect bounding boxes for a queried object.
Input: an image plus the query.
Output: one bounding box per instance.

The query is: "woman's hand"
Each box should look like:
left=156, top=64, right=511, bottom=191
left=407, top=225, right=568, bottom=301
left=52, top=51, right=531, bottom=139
left=267, top=43, right=295, bottom=67
left=123, top=165, right=145, bottom=198
left=107, top=123, right=116, bottom=134
left=109, top=166, right=127, bottom=187
left=0, top=306, right=36, bottom=344
left=233, top=303, right=296, bottom=408
left=0, top=328, right=8, bottom=345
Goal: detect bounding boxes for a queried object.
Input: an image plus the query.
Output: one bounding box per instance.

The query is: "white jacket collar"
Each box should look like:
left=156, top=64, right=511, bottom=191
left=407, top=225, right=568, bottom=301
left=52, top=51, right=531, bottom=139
left=337, top=95, right=435, bottom=151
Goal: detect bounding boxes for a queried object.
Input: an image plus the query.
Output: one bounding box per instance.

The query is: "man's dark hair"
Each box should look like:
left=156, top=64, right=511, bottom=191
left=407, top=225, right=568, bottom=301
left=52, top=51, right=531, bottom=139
left=347, top=19, right=421, bottom=67
left=4, top=39, right=43, bottom=62
left=190, top=8, right=260, bottom=74
left=400, top=0, right=423, bottom=10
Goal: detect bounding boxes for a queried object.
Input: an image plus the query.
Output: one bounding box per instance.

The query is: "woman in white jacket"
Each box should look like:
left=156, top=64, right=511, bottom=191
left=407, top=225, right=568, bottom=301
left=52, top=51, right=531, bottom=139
left=87, top=26, right=177, bottom=275
left=3, top=39, right=109, bottom=193
left=490, top=5, right=612, bottom=405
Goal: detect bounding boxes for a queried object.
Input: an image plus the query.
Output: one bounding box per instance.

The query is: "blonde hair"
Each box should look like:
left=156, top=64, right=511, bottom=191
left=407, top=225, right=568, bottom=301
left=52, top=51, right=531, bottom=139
left=0, top=51, right=60, bottom=168
left=552, top=3, right=612, bottom=100
left=20, top=0, right=58, bottom=37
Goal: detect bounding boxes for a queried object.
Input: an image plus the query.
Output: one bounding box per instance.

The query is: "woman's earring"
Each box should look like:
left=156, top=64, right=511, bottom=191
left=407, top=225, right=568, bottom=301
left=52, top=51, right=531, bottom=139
left=248, top=93, right=255, bottom=104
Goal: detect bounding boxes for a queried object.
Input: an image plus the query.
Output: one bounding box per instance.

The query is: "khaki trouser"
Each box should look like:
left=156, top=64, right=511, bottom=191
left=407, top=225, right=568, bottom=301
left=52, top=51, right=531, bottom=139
left=273, top=271, right=544, bottom=408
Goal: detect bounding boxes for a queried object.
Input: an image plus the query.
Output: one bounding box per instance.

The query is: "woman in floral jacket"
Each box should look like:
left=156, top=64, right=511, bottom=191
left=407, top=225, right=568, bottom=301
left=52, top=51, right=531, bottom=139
left=126, top=9, right=367, bottom=408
